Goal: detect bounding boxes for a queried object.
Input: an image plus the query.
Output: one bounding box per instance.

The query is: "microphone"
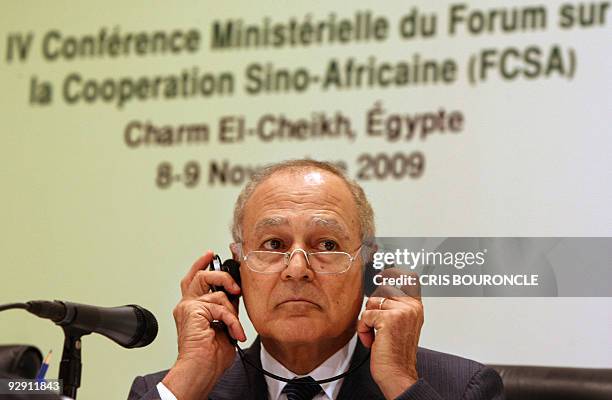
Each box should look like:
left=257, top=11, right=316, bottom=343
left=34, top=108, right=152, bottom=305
left=25, top=300, right=158, bottom=349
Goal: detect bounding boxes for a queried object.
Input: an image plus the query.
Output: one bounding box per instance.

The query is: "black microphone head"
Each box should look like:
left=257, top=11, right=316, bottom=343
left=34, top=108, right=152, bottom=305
left=127, top=305, right=158, bottom=348
left=22, top=300, right=159, bottom=349
left=68, top=303, right=159, bottom=349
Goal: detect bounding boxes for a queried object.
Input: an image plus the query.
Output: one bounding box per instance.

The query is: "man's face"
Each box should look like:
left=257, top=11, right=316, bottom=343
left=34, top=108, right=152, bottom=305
left=236, top=168, right=364, bottom=345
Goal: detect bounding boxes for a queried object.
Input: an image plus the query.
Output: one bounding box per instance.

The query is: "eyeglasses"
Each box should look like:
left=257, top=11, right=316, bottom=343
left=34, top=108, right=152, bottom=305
left=240, top=245, right=363, bottom=275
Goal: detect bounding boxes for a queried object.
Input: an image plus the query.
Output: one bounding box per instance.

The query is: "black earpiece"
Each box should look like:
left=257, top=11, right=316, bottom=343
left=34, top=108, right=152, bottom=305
left=208, top=255, right=242, bottom=301
left=207, top=255, right=242, bottom=346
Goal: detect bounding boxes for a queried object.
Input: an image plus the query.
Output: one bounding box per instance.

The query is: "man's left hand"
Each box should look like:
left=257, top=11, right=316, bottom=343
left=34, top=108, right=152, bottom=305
left=357, top=273, right=424, bottom=400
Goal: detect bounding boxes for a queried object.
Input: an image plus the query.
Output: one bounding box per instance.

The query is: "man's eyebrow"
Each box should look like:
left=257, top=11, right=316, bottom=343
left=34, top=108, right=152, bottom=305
left=254, top=216, right=289, bottom=233
left=309, top=217, right=351, bottom=240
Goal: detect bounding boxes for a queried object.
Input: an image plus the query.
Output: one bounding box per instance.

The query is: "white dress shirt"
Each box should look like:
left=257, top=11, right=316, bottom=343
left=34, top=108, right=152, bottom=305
left=156, top=334, right=358, bottom=400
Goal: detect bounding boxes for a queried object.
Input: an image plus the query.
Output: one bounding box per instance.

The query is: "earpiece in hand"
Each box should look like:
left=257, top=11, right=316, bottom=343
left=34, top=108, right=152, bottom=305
left=208, top=254, right=242, bottom=346
left=208, top=255, right=242, bottom=301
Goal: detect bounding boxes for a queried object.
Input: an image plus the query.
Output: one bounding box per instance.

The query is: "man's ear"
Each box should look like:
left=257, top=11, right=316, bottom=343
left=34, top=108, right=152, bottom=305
left=229, top=242, right=241, bottom=261
left=362, top=243, right=378, bottom=264
left=362, top=243, right=379, bottom=297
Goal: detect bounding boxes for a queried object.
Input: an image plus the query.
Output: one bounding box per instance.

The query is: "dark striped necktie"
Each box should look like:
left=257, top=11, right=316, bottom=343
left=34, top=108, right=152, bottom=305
left=281, top=376, right=323, bottom=400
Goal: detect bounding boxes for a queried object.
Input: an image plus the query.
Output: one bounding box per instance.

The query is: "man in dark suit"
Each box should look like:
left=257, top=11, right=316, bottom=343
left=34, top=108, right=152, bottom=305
left=128, top=159, right=504, bottom=400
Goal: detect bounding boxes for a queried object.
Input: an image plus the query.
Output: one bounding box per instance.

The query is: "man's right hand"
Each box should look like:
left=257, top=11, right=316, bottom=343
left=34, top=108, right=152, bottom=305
left=161, top=250, right=246, bottom=400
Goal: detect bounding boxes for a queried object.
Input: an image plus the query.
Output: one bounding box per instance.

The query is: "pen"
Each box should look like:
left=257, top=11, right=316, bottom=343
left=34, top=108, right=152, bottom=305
left=35, top=350, right=52, bottom=381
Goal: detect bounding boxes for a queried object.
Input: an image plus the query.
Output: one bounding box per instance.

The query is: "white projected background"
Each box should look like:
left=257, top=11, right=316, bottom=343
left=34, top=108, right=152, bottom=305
left=1, top=1, right=611, bottom=399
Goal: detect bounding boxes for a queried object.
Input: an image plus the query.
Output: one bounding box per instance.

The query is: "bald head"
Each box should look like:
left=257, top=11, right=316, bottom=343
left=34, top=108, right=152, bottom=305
left=231, top=159, right=375, bottom=244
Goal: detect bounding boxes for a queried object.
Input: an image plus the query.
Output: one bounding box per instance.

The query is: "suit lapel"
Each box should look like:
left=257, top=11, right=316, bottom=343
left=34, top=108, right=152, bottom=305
left=337, top=340, right=385, bottom=400
left=241, top=338, right=269, bottom=400
left=209, top=338, right=269, bottom=400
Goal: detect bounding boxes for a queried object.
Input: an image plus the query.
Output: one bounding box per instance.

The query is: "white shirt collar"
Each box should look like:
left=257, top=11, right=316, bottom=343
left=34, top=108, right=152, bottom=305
left=260, top=334, right=358, bottom=400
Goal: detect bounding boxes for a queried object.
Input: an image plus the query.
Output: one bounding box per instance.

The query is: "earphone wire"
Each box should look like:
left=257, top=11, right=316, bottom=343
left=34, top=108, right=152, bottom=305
left=235, top=343, right=370, bottom=385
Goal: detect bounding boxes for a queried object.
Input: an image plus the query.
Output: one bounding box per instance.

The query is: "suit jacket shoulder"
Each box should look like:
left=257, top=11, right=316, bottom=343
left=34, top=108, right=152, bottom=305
left=128, top=369, right=167, bottom=400
left=403, top=347, right=504, bottom=400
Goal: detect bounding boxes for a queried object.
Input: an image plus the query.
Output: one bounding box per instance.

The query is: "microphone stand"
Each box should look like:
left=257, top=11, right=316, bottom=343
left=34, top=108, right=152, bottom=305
left=59, top=326, right=90, bottom=399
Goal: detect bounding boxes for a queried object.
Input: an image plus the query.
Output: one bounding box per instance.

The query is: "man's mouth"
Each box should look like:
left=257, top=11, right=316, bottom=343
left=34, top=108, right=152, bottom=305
left=277, top=297, right=321, bottom=308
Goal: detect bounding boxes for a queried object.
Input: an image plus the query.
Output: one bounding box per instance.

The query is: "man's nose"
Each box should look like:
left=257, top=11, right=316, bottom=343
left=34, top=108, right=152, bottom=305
left=281, top=248, right=314, bottom=281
